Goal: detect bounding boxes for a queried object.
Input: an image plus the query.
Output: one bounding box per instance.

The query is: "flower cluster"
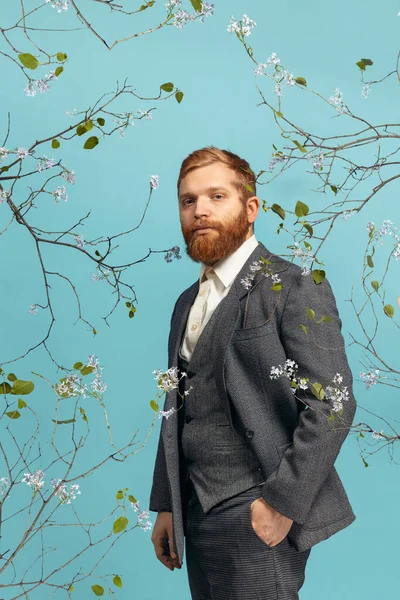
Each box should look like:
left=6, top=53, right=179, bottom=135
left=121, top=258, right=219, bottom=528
left=360, top=369, right=381, bottom=390
left=138, top=109, right=153, bottom=120
left=0, top=476, right=10, bottom=496
left=22, top=469, right=45, bottom=491
left=342, top=209, right=357, bottom=221
left=306, top=152, right=325, bottom=171
left=24, top=71, right=57, bottom=97
left=240, top=259, right=282, bottom=291
left=74, top=234, right=85, bottom=249
left=17, top=147, right=30, bottom=159
left=329, top=87, right=346, bottom=113
left=91, top=267, right=111, bottom=282
left=150, top=174, right=160, bottom=189
left=0, top=189, right=9, bottom=204
left=131, top=499, right=153, bottom=532
left=291, top=242, right=315, bottom=276
left=227, top=13, right=256, bottom=37
left=361, top=84, right=371, bottom=99
left=269, top=152, right=287, bottom=171
left=153, top=366, right=185, bottom=393
left=62, top=169, right=76, bottom=184
left=36, top=156, right=55, bottom=172
left=253, top=53, right=296, bottom=97
left=166, top=0, right=214, bottom=28
left=52, top=185, right=68, bottom=203
left=46, top=0, right=69, bottom=12
left=51, top=478, right=81, bottom=504
left=270, top=360, right=350, bottom=413
left=56, top=355, right=107, bottom=398
left=0, top=147, right=8, bottom=162
left=371, top=429, right=385, bottom=439
left=367, top=219, right=400, bottom=259
left=28, top=304, right=38, bottom=315
left=164, top=245, right=181, bottom=263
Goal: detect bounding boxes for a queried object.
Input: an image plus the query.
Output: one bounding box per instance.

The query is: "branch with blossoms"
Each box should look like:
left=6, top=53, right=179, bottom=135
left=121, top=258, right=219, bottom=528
left=0, top=80, right=184, bottom=369
left=227, top=12, right=400, bottom=279
left=1, top=0, right=214, bottom=95
left=0, top=354, right=159, bottom=597
left=150, top=366, right=192, bottom=419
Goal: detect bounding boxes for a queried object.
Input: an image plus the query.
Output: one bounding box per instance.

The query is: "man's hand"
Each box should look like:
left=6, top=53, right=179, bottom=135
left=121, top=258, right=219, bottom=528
left=250, top=497, right=293, bottom=547
left=151, top=511, right=182, bottom=571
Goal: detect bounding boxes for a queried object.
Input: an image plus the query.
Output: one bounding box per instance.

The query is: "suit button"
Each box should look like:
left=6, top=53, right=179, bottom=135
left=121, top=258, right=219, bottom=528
left=185, top=415, right=193, bottom=423
left=245, top=429, right=254, bottom=439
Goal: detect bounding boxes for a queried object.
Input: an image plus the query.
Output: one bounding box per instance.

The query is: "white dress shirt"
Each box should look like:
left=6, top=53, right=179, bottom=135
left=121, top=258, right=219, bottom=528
left=179, top=234, right=259, bottom=361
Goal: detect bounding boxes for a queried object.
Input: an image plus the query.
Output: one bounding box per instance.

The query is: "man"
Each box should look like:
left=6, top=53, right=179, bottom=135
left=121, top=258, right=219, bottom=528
left=149, top=146, right=356, bottom=599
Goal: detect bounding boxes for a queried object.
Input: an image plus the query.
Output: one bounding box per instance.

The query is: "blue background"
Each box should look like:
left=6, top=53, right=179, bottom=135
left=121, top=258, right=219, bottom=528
left=1, top=0, right=399, bottom=598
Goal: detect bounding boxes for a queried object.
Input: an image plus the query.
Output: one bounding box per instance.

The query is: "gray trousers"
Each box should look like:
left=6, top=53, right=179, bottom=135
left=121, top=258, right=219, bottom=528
left=184, top=481, right=311, bottom=600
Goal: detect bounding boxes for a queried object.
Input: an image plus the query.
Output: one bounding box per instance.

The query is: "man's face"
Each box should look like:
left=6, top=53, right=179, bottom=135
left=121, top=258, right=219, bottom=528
left=178, top=162, right=259, bottom=266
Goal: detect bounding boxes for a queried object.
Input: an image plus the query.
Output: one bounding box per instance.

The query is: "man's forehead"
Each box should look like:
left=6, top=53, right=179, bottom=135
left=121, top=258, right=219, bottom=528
left=179, top=178, right=240, bottom=197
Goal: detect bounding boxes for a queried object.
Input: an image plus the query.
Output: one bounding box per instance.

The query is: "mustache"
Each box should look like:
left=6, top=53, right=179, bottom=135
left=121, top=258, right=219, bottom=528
left=189, top=221, right=220, bottom=232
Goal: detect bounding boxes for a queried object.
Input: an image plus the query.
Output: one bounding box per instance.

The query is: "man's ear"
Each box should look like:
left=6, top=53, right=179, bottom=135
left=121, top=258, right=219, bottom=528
left=247, top=196, right=260, bottom=225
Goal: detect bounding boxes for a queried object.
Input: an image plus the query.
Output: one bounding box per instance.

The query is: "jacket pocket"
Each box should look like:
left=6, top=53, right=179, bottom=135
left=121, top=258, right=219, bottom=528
left=232, top=321, right=276, bottom=341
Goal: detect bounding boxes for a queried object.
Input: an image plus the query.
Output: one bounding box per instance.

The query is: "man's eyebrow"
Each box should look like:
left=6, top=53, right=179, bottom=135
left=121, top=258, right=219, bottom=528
left=179, top=186, right=231, bottom=201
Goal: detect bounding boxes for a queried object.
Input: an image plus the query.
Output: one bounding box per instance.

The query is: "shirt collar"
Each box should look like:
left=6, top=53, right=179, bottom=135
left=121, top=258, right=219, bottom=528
left=199, top=234, right=259, bottom=288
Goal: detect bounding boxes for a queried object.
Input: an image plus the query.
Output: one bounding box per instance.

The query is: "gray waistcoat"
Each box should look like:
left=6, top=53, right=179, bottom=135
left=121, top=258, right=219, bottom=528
left=177, top=298, right=264, bottom=514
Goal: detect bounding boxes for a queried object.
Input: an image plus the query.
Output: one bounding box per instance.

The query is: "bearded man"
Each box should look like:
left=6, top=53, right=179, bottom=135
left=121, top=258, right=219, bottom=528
left=149, top=146, right=356, bottom=600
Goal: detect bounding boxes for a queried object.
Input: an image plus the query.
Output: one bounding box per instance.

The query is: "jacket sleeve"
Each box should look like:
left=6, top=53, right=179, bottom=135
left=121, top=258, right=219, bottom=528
left=260, top=270, right=357, bottom=524
left=149, top=429, right=172, bottom=513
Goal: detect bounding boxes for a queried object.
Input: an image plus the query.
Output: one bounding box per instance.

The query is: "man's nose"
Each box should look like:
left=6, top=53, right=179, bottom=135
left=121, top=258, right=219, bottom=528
left=193, top=197, right=211, bottom=218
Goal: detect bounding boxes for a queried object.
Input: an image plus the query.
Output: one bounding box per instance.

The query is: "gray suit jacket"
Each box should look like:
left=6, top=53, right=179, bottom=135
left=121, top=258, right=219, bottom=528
left=150, top=241, right=356, bottom=563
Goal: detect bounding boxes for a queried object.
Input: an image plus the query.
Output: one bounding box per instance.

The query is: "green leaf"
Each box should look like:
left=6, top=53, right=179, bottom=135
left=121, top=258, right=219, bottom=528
left=361, top=58, right=373, bottom=66
left=7, top=373, right=17, bottom=382
left=57, top=52, right=68, bottom=62
left=295, top=77, right=307, bottom=86
left=311, top=269, right=326, bottom=285
left=300, top=324, right=308, bottom=334
left=175, top=90, right=184, bottom=103
left=51, top=139, right=60, bottom=149
left=295, top=200, right=309, bottom=217
left=303, top=223, right=313, bottom=237
left=10, top=380, right=34, bottom=395
left=371, top=280, right=379, bottom=292
left=128, top=494, right=137, bottom=503
left=6, top=410, right=21, bottom=419
left=113, top=516, right=128, bottom=534
left=69, top=585, right=75, bottom=592
left=367, top=255, right=374, bottom=268
left=244, top=184, right=254, bottom=193
left=116, top=490, right=124, bottom=500
left=128, top=308, right=136, bottom=319
left=97, top=117, right=105, bottom=126
left=276, top=111, right=283, bottom=118
left=85, top=120, right=94, bottom=132
left=80, top=365, right=95, bottom=376
left=362, top=457, right=369, bottom=468
left=150, top=400, right=159, bottom=411
left=384, top=304, right=394, bottom=318
left=160, top=82, right=174, bottom=92
left=52, top=418, right=76, bottom=424
left=76, top=125, right=87, bottom=136
left=74, top=362, right=83, bottom=369
left=1, top=165, right=9, bottom=172
left=321, top=315, right=332, bottom=323
left=271, top=203, right=285, bottom=220
left=190, top=0, right=202, bottom=11
left=55, top=66, right=64, bottom=77
left=311, top=382, right=325, bottom=400
left=359, top=431, right=364, bottom=438
left=18, top=398, right=27, bottom=409
left=356, top=61, right=366, bottom=71
left=84, top=136, right=99, bottom=150
left=305, top=307, right=315, bottom=320
left=113, top=575, right=123, bottom=589
left=330, top=184, right=338, bottom=195
left=270, top=283, right=282, bottom=291
left=18, top=53, right=39, bottom=70
left=303, top=241, right=312, bottom=250
left=293, top=140, right=306, bottom=153
left=91, top=585, right=104, bottom=597
left=0, top=381, right=12, bottom=394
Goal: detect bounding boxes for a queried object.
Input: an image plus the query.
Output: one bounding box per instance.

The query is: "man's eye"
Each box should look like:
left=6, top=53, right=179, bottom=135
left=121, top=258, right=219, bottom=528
left=213, top=194, right=223, bottom=199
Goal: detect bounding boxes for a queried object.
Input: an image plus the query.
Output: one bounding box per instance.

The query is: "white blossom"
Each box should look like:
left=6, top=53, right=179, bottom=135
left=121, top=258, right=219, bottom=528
left=371, top=429, right=385, bottom=439
left=36, top=156, right=55, bottom=172
left=0, top=477, right=10, bottom=496
left=361, top=84, right=371, bottom=99
left=91, top=267, right=111, bottom=282
left=51, top=478, right=81, bottom=503
left=227, top=14, right=256, bottom=37
left=52, top=185, right=68, bottom=203
left=329, top=87, right=345, bottom=113
left=74, top=234, right=85, bottom=249
left=62, top=169, right=76, bottom=184
left=66, top=108, right=78, bottom=117
left=269, top=153, right=287, bottom=171
left=150, top=174, right=160, bottom=189
left=28, top=304, right=38, bottom=315
left=138, top=109, right=153, bottom=121
left=17, top=147, right=30, bottom=159
left=342, top=209, right=357, bottom=220
left=157, top=407, right=177, bottom=419
left=0, top=189, right=9, bottom=204
left=46, top=0, right=69, bottom=12
left=153, top=366, right=183, bottom=392
left=164, top=245, right=181, bottom=263
left=0, top=147, right=8, bottom=162
left=22, top=469, right=45, bottom=490
left=360, top=369, right=381, bottom=390
left=131, top=499, right=153, bottom=532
